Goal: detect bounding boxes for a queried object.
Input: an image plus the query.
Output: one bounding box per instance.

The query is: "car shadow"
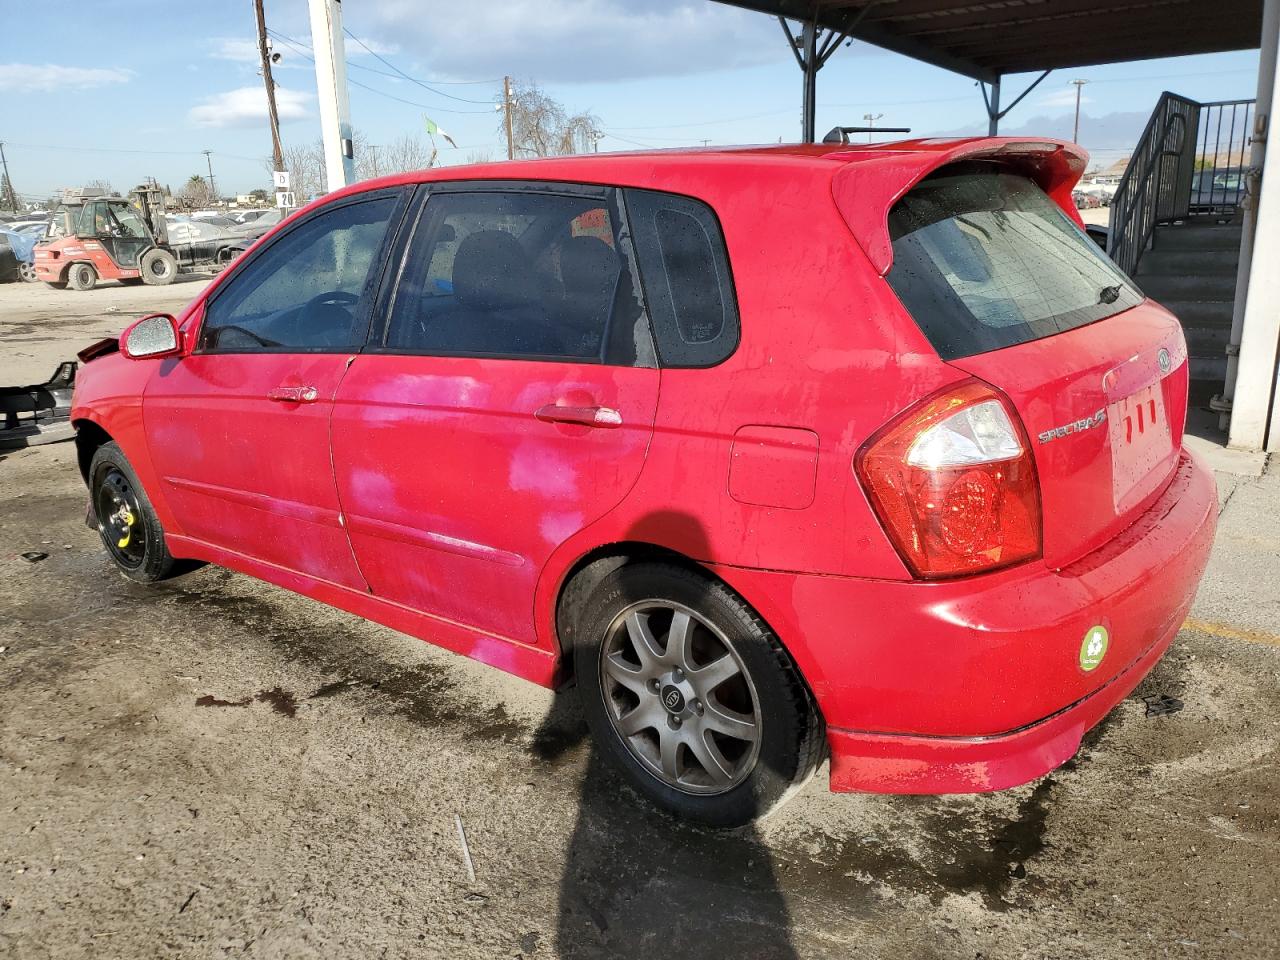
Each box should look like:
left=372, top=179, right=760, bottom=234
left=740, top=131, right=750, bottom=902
left=532, top=509, right=799, bottom=959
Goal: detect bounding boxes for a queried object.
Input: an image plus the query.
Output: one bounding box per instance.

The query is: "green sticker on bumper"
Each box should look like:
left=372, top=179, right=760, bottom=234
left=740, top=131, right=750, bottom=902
left=1080, top=625, right=1109, bottom=672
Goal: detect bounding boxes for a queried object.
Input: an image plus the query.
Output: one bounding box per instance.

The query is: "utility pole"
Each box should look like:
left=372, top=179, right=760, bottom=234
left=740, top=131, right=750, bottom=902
left=202, top=150, right=217, bottom=204
left=254, top=0, right=285, bottom=181
left=1071, top=79, right=1090, bottom=142
left=503, top=76, right=515, bottom=161
left=0, top=141, right=16, bottom=212
left=308, top=0, right=356, bottom=192
left=863, top=113, right=883, bottom=143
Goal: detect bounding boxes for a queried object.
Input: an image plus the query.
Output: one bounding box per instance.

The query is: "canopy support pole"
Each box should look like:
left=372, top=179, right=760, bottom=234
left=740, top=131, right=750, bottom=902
left=981, top=70, right=1051, bottom=136
left=779, top=4, right=876, bottom=143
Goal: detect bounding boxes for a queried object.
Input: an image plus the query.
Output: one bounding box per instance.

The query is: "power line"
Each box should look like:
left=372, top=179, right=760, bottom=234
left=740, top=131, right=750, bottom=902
left=267, top=29, right=492, bottom=115
left=341, top=28, right=493, bottom=104
left=0, top=141, right=264, bottom=162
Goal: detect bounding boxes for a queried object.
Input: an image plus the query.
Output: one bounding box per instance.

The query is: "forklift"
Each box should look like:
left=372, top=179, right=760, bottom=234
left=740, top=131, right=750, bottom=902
left=33, top=183, right=222, bottom=291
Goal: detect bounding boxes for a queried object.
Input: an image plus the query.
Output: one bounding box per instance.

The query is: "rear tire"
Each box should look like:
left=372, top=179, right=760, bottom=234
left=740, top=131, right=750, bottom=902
left=89, top=442, right=181, bottom=583
left=66, top=262, right=97, bottom=291
left=140, top=248, right=177, bottom=286
left=19, top=262, right=37, bottom=282
left=572, top=562, right=824, bottom=827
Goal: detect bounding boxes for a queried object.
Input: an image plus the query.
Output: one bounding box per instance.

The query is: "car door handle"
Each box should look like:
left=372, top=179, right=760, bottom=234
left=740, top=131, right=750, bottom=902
left=534, top=404, right=623, bottom=428
left=267, top=385, right=319, bottom=403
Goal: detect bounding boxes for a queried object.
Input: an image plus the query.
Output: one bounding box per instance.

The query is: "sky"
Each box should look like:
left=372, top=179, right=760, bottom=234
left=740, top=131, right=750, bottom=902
left=0, top=0, right=1264, bottom=200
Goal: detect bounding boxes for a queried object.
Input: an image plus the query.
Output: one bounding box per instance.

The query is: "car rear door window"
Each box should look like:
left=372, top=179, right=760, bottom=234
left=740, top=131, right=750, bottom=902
left=382, top=189, right=653, bottom=366
left=624, top=189, right=739, bottom=367
left=886, top=166, right=1143, bottom=360
left=200, top=195, right=399, bottom=352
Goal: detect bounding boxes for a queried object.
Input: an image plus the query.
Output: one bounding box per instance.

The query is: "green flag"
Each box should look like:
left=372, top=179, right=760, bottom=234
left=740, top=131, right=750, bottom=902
left=424, top=116, right=457, bottom=149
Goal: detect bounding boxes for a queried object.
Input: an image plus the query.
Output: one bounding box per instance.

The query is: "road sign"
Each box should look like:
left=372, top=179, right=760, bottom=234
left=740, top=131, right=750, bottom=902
left=276, top=191, right=295, bottom=209
left=272, top=170, right=291, bottom=189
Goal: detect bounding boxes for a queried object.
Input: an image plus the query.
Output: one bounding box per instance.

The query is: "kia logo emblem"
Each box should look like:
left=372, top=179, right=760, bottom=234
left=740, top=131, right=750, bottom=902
left=660, top=684, right=685, bottom=714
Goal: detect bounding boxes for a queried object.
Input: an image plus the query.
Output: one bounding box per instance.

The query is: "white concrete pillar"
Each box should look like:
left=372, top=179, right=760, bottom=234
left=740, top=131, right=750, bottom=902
left=1229, top=0, right=1280, bottom=451
left=308, top=0, right=356, bottom=194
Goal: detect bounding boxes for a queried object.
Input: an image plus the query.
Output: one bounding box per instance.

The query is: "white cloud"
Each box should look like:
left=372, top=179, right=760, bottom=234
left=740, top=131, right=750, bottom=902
left=364, top=0, right=781, bottom=82
left=209, top=38, right=260, bottom=62
left=1039, top=88, right=1094, bottom=109
left=188, top=86, right=311, bottom=128
left=0, top=63, right=132, bottom=93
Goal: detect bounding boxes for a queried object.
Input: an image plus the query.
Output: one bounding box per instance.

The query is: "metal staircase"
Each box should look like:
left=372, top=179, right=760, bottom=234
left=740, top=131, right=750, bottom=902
left=1108, top=93, right=1255, bottom=385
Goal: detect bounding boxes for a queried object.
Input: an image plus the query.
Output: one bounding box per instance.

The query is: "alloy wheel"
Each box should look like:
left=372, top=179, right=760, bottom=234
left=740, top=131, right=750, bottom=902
left=598, top=600, right=761, bottom=795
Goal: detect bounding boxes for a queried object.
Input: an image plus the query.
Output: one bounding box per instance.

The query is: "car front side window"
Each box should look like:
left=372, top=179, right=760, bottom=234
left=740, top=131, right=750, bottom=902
left=199, top=195, right=399, bottom=353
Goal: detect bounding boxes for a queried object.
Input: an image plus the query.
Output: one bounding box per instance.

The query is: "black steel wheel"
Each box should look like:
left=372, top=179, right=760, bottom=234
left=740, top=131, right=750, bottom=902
left=573, top=562, right=824, bottom=827
left=88, top=441, right=180, bottom=583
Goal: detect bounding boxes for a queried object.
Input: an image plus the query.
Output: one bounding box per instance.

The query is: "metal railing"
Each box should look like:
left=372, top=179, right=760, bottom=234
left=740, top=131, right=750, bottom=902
left=1191, top=99, right=1254, bottom=214
left=1108, top=93, right=1255, bottom=276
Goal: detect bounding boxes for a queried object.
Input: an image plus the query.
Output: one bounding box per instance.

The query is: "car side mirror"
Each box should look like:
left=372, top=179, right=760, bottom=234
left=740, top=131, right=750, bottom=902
left=120, top=313, right=182, bottom=360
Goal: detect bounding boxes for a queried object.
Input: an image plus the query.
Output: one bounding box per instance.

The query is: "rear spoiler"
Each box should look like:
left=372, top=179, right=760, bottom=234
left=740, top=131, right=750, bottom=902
left=830, top=137, right=1089, bottom=276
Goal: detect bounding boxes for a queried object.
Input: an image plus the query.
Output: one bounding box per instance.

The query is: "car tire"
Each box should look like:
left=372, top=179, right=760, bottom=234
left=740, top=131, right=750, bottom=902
left=572, top=562, right=824, bottom=827
left=66, top=262, right=97, bottom=291
left=89, top=442, right=181, bottom=583
left=140, top=248, right=177, bottom=286
left=19, top=262, right=37, bottom=282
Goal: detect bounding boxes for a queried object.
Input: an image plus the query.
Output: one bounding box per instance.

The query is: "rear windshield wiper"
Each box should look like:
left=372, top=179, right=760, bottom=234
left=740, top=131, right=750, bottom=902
left=1098, top=284, right=1122, bottom=305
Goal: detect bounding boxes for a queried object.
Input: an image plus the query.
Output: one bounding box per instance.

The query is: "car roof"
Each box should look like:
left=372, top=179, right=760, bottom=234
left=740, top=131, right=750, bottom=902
left=322, top=137, right=1084, bottom=197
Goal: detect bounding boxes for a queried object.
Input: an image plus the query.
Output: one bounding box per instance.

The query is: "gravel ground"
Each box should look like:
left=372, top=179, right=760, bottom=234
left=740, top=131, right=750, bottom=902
left=1, top=278, right=1278, bottom=959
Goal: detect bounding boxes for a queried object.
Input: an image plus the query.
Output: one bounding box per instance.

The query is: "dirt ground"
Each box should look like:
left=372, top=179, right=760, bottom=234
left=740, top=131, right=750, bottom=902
left=1, top=279, right=1279, bottom=960
left=0, top=276, right=211, bottom=385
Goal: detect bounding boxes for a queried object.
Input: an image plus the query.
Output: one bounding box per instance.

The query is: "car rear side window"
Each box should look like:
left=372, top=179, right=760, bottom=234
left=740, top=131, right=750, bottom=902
left=886, top=166, right=1142, bottom=360
left=200, top=196, right=398, bottom=352
left=382, top=188, right=654, bottom=366
left=625, top=189, right=739, bottom=367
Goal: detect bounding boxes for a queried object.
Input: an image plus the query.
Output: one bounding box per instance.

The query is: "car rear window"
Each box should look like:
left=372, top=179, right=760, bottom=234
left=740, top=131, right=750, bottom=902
left=886, top=166, right=1142, bottom=360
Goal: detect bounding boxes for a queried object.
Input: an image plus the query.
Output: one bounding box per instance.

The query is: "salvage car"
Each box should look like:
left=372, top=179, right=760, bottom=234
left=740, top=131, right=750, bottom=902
left=70, top=140, right=1217, bottom=826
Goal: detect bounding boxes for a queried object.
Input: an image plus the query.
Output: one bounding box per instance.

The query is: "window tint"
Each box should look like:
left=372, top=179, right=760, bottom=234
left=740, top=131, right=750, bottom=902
left=384, top=190, right=648, bottom=364
left=625, top=189, right=739, bottom=367
left=201, top=196, right=397, bottom=352
left=887, top=167, right=1142, bottom=360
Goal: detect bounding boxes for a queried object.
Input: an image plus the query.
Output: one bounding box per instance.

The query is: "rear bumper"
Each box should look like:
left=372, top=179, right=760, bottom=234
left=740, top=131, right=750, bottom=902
left=714, top=448, right=1217, bottom=794
left=826, top=612, right=1178, bottom=793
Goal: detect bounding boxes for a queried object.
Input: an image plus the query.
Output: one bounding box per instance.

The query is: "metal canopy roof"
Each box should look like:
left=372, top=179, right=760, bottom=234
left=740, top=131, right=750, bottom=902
left=717, top=1, right=1265, bottom=81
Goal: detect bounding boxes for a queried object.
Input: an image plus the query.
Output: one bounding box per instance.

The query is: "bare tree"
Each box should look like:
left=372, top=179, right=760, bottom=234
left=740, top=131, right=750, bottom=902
left=180, top=174, right=213, bottom=208
left=465, top=149, right=493, bottom=165
left=276, top=142, right=323, bottom=202
left=85, top=178, right=115, bottom=196
left=383, top=134, right=437, bottom=175
left=501, top=80, right=602, bottom=158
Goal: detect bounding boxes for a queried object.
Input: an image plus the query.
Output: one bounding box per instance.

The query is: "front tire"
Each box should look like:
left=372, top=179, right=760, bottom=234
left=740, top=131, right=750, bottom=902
left=66, top=262, right=97, bottom=291
left=89, top=442, right=178, bottom=583
left=19, top=262, right=37, bottom=282
left=573, top=562, right=823, bottom=827
left=140, top=248, right=177, bottom=286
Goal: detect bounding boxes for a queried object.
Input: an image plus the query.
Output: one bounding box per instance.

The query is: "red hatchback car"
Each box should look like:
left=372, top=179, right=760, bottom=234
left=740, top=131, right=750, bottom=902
left=72, top=139, right=1216, bottom=826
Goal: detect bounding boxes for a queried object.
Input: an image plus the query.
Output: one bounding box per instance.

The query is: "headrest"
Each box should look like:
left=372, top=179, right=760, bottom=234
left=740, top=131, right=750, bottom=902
left=559, top=236, right=618, bottom=293
left=452, top=230, right=537, bottom=309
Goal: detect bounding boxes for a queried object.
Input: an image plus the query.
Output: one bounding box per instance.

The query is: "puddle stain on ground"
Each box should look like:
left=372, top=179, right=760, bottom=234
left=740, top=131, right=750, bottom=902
left=194, top=687, right=298, bottom=717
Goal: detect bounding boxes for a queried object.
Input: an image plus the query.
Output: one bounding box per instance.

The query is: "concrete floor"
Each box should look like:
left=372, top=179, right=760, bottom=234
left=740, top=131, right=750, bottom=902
left=2, top=280, right=1279, bottom=959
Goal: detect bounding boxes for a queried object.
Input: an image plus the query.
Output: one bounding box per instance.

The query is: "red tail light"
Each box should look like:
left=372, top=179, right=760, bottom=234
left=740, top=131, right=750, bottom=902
left=856, top=380, right=1041, bottom=578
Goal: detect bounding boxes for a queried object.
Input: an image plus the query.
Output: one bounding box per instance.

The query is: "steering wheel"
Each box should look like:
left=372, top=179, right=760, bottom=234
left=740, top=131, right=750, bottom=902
left=287, top=290, right=360, bottom=346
